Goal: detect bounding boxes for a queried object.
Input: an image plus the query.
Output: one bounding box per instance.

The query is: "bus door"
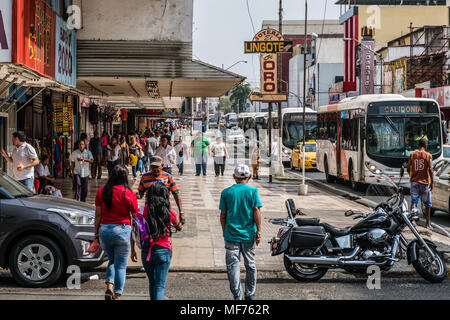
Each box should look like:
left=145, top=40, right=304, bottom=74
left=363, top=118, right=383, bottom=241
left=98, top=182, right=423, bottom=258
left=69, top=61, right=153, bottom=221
left=358, top=117, right=365, bottom=181
left=336, top=116, right=342, bottom=177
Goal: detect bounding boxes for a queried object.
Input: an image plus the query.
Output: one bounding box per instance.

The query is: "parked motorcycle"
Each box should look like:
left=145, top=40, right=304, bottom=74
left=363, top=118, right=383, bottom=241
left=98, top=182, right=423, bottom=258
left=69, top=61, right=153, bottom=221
left=269, top=162, right=447, bottom=283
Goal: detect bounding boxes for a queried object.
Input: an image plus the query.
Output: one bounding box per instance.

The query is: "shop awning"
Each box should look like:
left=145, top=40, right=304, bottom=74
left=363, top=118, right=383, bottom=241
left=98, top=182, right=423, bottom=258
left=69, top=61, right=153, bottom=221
left=76, top=40, right=245, bottom=100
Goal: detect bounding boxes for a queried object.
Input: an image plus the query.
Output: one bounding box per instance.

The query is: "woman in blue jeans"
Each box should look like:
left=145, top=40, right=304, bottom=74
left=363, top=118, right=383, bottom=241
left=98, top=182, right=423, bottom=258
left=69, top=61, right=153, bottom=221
left=137, top=182, right=182, bottom=300
left=95, top=165, right=139, bottom=300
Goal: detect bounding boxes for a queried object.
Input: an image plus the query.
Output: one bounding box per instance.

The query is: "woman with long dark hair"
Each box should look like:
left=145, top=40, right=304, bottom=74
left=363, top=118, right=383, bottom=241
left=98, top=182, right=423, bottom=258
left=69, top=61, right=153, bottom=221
left=137, top=182, right=182, bottom=300
left=94, top=165, right=138, bottom=300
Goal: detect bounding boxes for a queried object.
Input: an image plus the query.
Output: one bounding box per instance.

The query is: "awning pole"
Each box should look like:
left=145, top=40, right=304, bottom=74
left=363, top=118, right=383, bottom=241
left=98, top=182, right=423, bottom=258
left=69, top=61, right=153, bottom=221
left=0, top=81, right=26, bottom=110
left=15, top=87, right=46, bottom=114
left=3, top=87, right=32, bottom=113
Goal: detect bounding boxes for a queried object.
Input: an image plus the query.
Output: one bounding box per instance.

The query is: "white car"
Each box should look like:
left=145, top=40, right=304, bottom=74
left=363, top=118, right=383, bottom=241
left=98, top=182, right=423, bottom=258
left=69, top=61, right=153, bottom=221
left=429, top=159, right=450, bottom=216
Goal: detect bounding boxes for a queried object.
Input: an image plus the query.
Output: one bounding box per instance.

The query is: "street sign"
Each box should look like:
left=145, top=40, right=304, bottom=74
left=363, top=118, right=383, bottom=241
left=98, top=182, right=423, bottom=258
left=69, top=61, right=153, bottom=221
left=244, top=41, right=293, bottom=54
left=248, top=92, right=287, bottom=102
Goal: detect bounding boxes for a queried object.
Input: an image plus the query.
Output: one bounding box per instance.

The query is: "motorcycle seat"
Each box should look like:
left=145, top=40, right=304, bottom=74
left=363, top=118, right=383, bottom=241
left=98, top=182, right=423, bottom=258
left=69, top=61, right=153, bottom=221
left=295, top=218, right=320, bottom=226
left=320, top=222, right=351, bottom=237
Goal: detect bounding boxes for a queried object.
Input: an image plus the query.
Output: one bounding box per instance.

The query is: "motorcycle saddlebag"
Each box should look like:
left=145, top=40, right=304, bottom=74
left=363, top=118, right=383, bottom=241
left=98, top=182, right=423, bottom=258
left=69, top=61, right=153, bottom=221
left=290, top=226, right=326, bottom=248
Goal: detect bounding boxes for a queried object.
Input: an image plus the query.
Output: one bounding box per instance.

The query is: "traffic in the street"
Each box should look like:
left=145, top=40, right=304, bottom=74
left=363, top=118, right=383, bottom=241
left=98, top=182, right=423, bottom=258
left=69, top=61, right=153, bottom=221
left=0, top=0, right=449, bottom=310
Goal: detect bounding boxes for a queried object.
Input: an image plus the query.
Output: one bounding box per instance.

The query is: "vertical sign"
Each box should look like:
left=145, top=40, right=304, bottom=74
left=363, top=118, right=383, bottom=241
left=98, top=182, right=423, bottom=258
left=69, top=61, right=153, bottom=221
left=13, top=0, right=56, bottom=79
left=340, top=7, right=358, bottom=92
left=55, top=15, right=76, bottom=87
left=253, top=29, right=284, bottom=94
left=0, top=0, right=12, bottom=62
left=361, top=39, right=374, bottom=95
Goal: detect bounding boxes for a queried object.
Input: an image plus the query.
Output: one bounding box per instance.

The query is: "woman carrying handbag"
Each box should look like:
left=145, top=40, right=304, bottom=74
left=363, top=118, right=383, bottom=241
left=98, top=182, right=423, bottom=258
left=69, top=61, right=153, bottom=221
left=94, top=165, right=139, bottom=300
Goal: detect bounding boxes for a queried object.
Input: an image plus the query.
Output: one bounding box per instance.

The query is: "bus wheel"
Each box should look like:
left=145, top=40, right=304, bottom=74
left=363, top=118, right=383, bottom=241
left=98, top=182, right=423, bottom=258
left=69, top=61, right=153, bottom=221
left=349, top=164, right=360, bottom=191
left=324, top=159, right=334, bottom=183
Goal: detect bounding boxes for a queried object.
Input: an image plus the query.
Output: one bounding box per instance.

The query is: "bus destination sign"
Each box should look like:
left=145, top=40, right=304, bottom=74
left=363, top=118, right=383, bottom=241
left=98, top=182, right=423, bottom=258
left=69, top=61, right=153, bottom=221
left=368, top=102, right=438, bottom=115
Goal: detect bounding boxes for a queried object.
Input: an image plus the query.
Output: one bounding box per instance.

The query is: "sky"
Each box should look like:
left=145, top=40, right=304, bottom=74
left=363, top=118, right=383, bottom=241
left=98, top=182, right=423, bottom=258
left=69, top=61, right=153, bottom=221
left=193, top=0, right=342, bottom=89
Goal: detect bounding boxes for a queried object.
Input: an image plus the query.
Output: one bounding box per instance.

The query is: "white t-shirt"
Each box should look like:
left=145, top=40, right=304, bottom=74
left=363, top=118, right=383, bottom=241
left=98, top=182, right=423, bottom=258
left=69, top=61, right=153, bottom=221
left=11, top=142, right=38, bottom=180
left=155, top=145, right=176, bottom=168
left=34, top=163, right=50, bottom=178
left=106, top=144, right=121, bottom=162
left=213, top=143, right=226, bottom=157
left=70, top=149, right=93, bottom=178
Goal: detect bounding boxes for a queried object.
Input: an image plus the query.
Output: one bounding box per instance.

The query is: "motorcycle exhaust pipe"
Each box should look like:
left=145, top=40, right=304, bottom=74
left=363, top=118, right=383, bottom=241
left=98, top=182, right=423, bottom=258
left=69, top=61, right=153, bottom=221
left=285, top=246, right=361, bottom=265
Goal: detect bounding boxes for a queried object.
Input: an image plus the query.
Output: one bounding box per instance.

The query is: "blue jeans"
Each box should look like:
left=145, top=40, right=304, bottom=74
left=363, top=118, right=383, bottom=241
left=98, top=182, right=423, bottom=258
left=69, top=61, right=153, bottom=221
left=99, top=224, right=131, bottom=295
left=107, top=159, right=121, bottom=177
left=133, top=159, right=144, bottom=177
left=141, top=245, right=172, bottom=300
left=177, top=161, right=184, bottom=175
left=411, top=182, right=432, bottom=208
left=19, top=178, right=35, bottom=192
left=225, top=240, right=257, bottom=300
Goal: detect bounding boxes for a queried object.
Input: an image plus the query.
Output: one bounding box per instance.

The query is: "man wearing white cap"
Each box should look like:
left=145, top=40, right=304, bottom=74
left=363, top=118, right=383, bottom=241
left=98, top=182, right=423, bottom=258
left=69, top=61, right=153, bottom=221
left=219, top=164, right=262, bottom=300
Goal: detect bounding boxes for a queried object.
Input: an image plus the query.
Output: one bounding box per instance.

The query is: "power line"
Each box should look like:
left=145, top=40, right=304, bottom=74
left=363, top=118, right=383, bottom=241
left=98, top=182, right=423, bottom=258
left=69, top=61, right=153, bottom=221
left=246, top=0, right=256, bottom=34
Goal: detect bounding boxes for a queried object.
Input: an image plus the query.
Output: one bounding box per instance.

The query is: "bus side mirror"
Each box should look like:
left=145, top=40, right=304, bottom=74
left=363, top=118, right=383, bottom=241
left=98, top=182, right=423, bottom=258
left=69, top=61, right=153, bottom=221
left=400, top=166, right=404, bottom=178
left=442, top=122, right=447, bottom=142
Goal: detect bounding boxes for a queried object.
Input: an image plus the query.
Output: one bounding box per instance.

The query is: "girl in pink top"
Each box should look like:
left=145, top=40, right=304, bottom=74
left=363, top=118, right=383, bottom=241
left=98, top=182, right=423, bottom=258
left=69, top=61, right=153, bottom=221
left=136, top=182, right=182, bottom=300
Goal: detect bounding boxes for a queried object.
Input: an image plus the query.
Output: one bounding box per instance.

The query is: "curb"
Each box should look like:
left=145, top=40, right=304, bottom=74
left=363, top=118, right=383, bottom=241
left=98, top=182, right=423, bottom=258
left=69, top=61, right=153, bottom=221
left=282, top=171, right=450, bottom=239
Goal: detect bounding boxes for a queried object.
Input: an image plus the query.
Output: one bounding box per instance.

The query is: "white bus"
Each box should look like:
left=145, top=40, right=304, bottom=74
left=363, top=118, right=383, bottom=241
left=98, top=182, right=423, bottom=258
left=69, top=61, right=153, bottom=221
left=236, top=108, right=317, bottom=164
left=316, top=94, right=444, bottom=190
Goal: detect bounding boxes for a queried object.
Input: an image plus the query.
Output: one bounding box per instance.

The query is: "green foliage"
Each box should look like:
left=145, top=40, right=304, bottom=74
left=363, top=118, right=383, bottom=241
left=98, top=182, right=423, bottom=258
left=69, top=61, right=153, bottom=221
left=230, top=82, right=251, bottom=113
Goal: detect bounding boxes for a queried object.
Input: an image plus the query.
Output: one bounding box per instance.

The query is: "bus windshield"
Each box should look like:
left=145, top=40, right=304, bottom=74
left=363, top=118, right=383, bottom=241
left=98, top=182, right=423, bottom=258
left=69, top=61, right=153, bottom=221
left=283, top=119, right=317, bottom=149
left=367, top=116, right=441, bottom=158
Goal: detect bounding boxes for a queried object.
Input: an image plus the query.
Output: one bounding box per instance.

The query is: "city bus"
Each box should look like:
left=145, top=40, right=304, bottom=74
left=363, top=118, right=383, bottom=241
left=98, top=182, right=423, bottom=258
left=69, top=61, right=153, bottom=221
left=225, top=113, right=238, bottom=128
left=316, top=94, right=444, bottom=190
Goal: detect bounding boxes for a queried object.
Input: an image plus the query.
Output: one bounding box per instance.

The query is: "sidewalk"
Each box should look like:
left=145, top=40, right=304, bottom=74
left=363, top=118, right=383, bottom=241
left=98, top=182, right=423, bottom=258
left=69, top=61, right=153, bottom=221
left=55, top=156, right=450, bottom=274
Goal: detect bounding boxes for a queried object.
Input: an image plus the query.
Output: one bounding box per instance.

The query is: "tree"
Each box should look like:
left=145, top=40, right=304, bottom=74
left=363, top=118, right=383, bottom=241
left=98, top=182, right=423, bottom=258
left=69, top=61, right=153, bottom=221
left=230, top=82, right=251, bottom=113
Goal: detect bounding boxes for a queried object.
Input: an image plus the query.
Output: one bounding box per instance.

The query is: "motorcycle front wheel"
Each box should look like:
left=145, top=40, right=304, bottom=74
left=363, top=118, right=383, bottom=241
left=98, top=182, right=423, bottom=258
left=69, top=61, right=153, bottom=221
left=411, top=244, right=447, bottom=283
left=283, top=248, right=328, bottom=282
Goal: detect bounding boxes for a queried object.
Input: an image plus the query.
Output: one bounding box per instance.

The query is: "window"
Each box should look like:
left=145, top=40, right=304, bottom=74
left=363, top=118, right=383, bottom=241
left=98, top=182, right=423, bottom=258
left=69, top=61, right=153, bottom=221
left=341, top=118, right=358, bottom=151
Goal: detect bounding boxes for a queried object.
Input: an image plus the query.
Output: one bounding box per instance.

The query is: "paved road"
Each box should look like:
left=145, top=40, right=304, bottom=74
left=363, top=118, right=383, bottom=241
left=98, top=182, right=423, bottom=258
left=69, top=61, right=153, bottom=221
left=0, top=270, right=448, bottom=300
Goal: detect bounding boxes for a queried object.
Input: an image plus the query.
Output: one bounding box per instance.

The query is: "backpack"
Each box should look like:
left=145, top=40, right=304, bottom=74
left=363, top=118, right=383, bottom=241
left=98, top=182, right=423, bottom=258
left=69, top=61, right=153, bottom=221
left=131, top=207, right=154, bottom=262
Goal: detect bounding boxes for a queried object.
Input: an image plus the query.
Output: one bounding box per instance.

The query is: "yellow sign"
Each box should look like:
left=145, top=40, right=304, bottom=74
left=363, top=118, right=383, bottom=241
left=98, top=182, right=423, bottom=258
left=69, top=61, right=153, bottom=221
left=248, top=92, right=287, bottom=102
left=244, top=41, right=293, bottom=54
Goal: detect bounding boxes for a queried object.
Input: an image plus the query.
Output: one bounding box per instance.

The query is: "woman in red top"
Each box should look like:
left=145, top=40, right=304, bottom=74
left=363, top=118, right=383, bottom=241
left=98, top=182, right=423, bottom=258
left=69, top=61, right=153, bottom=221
left=94, top=165, right=138, bottom=300
left=137, top=182, right=182, bottom=300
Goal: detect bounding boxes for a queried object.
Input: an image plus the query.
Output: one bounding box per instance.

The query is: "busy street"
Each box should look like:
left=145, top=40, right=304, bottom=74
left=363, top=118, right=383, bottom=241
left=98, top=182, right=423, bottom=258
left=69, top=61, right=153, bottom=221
left=0, top=0, right=450, bottom=307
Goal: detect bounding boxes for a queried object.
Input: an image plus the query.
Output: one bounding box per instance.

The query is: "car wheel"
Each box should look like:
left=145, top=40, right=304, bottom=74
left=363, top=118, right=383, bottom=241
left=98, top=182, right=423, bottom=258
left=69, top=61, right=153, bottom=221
left=9, top=235, right=65, bottom=288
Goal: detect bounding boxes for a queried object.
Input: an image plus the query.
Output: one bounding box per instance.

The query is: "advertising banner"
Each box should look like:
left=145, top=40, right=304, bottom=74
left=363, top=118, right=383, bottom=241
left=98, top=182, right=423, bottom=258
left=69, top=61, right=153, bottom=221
left=13, top=0, right=56, bottom=79
left=55, top=15, right=76, bottom=87
left=0, top=0, right=12, bottom=62
left=53, top=102, right=73, bottom=137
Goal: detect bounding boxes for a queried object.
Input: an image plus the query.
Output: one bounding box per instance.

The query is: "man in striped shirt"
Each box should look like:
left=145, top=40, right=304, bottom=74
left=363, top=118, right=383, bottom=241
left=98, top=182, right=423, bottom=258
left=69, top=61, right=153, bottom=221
left=138, top=156, right=185, bottom=224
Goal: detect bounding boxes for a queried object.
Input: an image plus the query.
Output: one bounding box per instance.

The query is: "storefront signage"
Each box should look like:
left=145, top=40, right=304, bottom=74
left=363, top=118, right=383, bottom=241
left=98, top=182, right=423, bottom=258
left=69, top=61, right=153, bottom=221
left=13, top=0, right=56, bottom=79
left=360, top=39, right=374, bottom=95
left=244, top=41, right=293, bottom=54
left=53, top=102, right=74, bottom=137
left=0, top=0, right=12, bottom=62
left=55, top=15, right=76, bottom=87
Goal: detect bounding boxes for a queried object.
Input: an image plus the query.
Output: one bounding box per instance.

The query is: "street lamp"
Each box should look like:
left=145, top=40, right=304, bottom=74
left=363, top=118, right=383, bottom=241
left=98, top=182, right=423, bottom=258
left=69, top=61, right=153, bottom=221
left=223, top=60, right=248, bottom=70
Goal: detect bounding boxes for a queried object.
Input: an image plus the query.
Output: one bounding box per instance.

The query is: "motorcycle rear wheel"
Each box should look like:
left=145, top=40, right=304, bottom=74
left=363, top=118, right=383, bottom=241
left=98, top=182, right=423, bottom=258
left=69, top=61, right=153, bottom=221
left=411, top=245, right=447, bottom=283
left=283, top=248, right=328, bottom=282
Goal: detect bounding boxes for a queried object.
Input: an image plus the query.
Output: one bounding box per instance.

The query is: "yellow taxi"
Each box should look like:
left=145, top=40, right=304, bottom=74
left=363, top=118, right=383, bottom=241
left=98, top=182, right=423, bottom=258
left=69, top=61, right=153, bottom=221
left=290, top=140, right=317, bottom=170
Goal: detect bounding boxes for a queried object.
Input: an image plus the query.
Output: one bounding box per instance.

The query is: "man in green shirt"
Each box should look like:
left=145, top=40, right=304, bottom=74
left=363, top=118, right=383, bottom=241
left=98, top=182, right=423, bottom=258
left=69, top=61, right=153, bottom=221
left=219, top=164, right=262, bottom=300
left=191, top=131, right=210, bottom=176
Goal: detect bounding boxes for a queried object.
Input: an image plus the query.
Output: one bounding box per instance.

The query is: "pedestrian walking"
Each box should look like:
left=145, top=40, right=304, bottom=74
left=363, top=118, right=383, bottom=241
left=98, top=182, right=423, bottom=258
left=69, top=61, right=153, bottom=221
left=155, top=136, right=176, bottom=175
left=129, top=135, right=144, bottom=178
left=70, top=140, right=94, bottom=202
left=212, top=137, right=228, bottom=177
left=144, top=132, right=158, bottom=172
left=138, top=182, right=182, bottom=300
left=174, top=136, right=188, bottom=175
left=94, top=165, right=139, bottom=300
left=219, top=164, right=262, bottom=300
left=250, top=144, right=261, bottom=180
left=406, top=138, right=434, bottom=229
left=90, top=131, right=104, bottom=179
left=105, top=135, right=122, bottom=177
left=1, top=131, right=39, bottom=190
left=191, top=131, right=210, bottom=176
left=119, top=136, right=129, bottom=169
left=138, top=156, right=185, bottom=225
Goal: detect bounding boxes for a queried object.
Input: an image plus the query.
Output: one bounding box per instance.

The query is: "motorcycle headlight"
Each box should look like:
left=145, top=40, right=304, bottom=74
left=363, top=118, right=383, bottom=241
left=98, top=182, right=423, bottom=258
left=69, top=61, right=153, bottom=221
left=47, top=208, right=95, bottom=225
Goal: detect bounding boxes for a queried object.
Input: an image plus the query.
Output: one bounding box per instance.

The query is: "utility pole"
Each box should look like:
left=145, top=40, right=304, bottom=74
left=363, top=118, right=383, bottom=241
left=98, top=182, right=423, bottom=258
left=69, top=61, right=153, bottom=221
left=299, top=0, right=308, bottom=195
left=277, top=0, right=284, bottom=176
